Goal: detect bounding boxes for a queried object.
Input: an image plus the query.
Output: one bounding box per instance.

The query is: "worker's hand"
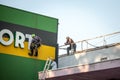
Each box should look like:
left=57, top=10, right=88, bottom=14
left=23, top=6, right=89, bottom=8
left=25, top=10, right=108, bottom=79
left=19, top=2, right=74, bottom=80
left=65, top=43, right=69, bottom=45
left=64, top=43, right=67, bottom=45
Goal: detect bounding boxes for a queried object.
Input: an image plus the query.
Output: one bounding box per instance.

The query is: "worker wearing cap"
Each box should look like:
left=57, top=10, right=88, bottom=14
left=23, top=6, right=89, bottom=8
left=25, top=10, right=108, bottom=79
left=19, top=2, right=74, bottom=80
left=28, top=34, right=42, bottom=56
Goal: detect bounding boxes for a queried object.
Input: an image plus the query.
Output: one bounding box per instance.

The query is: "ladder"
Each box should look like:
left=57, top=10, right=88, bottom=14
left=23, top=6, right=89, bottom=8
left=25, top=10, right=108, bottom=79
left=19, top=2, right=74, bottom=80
left=39, top=57, right=52, bottom=80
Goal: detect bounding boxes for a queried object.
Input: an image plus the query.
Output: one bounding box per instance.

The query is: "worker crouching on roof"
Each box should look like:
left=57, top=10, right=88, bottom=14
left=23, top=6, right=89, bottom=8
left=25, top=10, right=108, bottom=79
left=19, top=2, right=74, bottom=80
left=28, top=34, right=42, bottom=57
left=64, top=36, right=76, bottom=55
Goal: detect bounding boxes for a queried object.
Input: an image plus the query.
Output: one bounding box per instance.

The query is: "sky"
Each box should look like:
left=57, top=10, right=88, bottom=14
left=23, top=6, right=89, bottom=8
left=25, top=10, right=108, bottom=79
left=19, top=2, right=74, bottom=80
left=0, top=0, right=120, bottom=54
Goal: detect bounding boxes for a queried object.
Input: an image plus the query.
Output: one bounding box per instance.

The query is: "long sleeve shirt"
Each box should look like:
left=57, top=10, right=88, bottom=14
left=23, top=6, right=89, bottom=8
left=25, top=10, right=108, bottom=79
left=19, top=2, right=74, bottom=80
left=31, top=36, right=42, bottom=46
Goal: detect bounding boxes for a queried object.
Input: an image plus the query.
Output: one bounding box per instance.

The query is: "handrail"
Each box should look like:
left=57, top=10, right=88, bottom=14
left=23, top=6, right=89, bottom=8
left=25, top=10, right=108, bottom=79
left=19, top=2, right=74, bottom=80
left=59, top=31, right=120, bottom=51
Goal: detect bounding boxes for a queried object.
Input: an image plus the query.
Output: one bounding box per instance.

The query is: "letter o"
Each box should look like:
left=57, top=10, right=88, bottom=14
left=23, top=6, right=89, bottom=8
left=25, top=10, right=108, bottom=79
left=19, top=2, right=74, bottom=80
left=0, top=29, right=14, bottom=45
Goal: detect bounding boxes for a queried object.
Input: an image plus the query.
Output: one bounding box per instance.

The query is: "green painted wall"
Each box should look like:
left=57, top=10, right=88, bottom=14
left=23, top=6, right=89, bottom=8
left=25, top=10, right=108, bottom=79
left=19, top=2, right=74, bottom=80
left=0, top=53, right=45, bottom=80
left=0, top=5, right=58, bottom=33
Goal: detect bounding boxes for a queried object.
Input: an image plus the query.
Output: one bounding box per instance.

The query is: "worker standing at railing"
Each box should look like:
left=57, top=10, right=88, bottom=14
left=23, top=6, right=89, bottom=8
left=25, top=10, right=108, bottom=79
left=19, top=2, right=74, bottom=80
left=64, top=36, right=76, bottom=55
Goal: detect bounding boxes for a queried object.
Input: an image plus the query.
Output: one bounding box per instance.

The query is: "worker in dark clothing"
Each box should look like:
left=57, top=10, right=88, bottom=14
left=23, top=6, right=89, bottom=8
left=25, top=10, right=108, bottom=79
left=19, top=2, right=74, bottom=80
left=28, top=34, right=42, bottom=56
left=64, top=36, right=76, bottom=55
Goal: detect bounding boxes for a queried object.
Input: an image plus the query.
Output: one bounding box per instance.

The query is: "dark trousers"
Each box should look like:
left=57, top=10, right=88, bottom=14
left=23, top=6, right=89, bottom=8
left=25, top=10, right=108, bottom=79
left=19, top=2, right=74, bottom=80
left=29, top=43, right=38, bottom=56
left=67, top=44, right=76, bottom=55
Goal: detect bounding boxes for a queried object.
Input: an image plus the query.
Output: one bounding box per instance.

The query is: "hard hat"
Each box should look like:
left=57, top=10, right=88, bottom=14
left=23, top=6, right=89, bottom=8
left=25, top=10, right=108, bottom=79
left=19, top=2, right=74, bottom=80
left=31, top=34, right=35, bottom=37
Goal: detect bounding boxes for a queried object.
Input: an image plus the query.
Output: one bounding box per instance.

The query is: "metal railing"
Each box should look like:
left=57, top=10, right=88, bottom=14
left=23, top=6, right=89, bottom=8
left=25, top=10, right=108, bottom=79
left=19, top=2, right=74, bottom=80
left=59, top=31, right=120, bottom=54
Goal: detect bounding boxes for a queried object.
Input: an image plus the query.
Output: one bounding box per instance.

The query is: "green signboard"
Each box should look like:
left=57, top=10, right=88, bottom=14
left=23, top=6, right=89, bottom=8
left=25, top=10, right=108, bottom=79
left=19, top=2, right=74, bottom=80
left=0, top=5, right=58, bottom=80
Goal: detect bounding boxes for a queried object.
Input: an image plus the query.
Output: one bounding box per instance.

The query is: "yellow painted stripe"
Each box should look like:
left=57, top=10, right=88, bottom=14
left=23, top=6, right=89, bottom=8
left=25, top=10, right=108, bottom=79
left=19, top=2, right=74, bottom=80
left=0, top=41, right=55, bottom=60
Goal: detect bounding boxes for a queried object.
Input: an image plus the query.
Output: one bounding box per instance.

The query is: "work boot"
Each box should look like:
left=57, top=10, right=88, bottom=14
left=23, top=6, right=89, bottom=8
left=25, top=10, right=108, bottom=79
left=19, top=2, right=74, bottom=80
left=34, top=51, right=38, bottom=57
left=28, top=52, right=33, bottom=56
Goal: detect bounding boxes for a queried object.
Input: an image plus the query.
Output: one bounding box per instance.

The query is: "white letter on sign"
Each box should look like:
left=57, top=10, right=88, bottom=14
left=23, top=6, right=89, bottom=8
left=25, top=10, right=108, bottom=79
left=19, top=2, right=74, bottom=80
left=25, top=34, right=32, bottom=49
left=0, top=29, right=14, bottom=45
left=15, top=31, right=25, bottom=48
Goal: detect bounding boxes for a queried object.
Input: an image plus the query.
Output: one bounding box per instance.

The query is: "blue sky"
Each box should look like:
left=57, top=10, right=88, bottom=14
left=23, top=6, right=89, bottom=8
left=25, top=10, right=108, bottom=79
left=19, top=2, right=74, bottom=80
left=0, top=0, right=120, bottom=54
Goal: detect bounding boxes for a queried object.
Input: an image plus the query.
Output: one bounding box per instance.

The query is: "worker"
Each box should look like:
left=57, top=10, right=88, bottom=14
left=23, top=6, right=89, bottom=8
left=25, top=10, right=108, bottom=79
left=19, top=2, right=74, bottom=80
left=51, top=59, right=57, bottom=70
left=64, top=36, right=76, bottom=55
left=28, top=34, right=42, bottom=56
